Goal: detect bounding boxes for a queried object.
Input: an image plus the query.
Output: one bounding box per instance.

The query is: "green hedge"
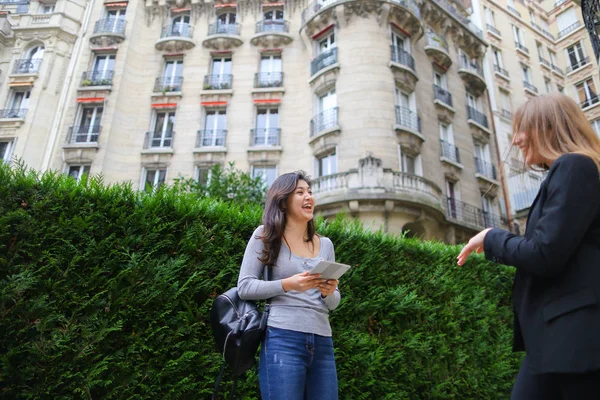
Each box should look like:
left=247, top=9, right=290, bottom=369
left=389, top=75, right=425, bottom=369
left=0, top=164, right=522, bottom=399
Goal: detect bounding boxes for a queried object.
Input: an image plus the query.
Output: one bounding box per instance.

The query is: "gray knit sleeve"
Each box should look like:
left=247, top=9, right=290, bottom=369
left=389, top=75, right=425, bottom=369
left=237, top=226, right=286, bottom=300
left=321, top=236, right=342, bottom=310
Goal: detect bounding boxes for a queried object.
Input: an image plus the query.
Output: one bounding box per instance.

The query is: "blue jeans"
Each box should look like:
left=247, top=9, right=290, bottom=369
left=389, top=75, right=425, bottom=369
left=259, top=326, right=338, bottom=400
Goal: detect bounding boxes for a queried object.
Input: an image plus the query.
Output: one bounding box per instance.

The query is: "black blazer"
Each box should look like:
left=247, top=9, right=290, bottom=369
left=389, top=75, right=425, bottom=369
left=483, top=153, right=600, bottom=374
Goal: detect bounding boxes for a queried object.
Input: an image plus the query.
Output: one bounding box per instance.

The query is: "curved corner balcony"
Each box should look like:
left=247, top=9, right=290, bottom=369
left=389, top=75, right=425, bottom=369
left=310, top=47, right=339, bottom=82
left=202, top=23, right=243, bottom=50
left=155, top=24, right=195, bottom=52
left=458, top=59, right=486, bottom=96
left=387, top=0, right=424, bottom=40
left=424, top=31, right=451, bottom=69
left=251, top=20, right=293, bottom=47
left=394, top=106, right=423, bottom=145
left=390, top=45, right=418, bottom=91
left=89, top=18, right=126, bottom=46
left=310, top=107, right=339, bottom=141
left=433, top=85, right=454, bottom=112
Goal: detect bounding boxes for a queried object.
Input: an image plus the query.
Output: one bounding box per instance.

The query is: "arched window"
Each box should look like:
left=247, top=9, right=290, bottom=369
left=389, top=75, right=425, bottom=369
left=18, top=45, right=44, bottom=73
left=171, top=14, right=190, bottom=36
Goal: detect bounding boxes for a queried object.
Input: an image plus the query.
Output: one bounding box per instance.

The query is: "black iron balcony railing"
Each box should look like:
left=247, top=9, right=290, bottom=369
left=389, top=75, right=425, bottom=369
left=144, top=131, right=174, bottom=148
left=430, top=0, right=483, bottom=39
left=250, top=128, right=280, bottom=146
left=515, top=41, right=529, bottom=54
left=444, top=196, right=504, bottom=228
left=197, top=129, right=227, bottom=147
left=467, top=106, right=489, bottom=129
left=93, top=18, right=126, bottom=35
left=255, top=19, right=289, bottom=33
left=203, top=74, right=232, bottom=90
left=433, top=84, right=453, bottom=107
left=558, top=21, right=582, bottom=39
left=301, top=0, right=421, bottom=24
left=154, top=76, right=183, bottom=92
left=391, top=45, right=415, bottom=71
left=426, top=30, right=449, bottom=51
left=523, top=80, right=538, bottom=94
left=12, top=58, right=42, bottom=74
left=486, top=24, right=501, bottom=36
left=551, top=64, right=564, bottom=75
left=440, top=139, right=460, bottom=164
left=475, top=157, right=497, bottom=180
left=254, top=72, right=283, bottom=88
left=208, top=23, right=241, bottom=36
left=0, top=108, right=27, bottom=119
left=493, top=64, right=509, bottom=77
left=582, top=0, right=600, bottom=63
left=160, top=24, right=193, bottom=38
left=565, top=57, right=590, bottom=73
left=81, top=70, right=114, bottom=87
left=507, top=5, right=521, bottom=17
left=67, top=125, right=101, bottom=144
left=310, top=47, right=338, bottom=76
left=539, top=57, right=551, bottom=69
left=395, top=106, right=421, bottom=132
left=459, top=58, right=484, bottom=76
left=389, top=0, right=421, bottom=18
left=310, top=107, right=338, bottom=137
left=500, top=108, right=513, bottom=119
left=580, top=95, right=600, bottom=109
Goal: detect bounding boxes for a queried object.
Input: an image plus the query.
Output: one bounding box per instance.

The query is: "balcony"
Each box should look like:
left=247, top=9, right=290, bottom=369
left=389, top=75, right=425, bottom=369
left=0, top=107, right=26, bottom=120
left=310, top=47, right=338, bottom=79
left=196, top=129, right=227, bottom=148
left=458, top=59, right=486, bottom=96
left=394, top=105, right=421, bottom=135
left=310, top=107, right=339, bottom=139
left=508, top=171, right=542, bottom=212
left=250, top=128, right=281, bottom=147
left=557, top=21, right=582, bottom=40
left=565, top=57, right=591, bottom=74
left=444, top=197, right=504, bottom=229
left=251, top=20, right=293, bottom=47
left=523, top=80, right=538, bottom=96
left=440, top=139, right=461, bottom=166
left=424, top=30, right=452, bottom=68
left=515, top=41, right=529, bottom=57
left=254, top=72, right=283, bottom=88
left=89, top=18, right=126, bottom=47
left=11, top=59, right=41, bottom=75
left=80, top=70, right=114, bottom=88
left=203, top=74, right=232, bottom=91
left=507, top=5, right=521, bottom=17
left=430, top=0, right=484, bottom=42
left=65, top=125, right=101, bottom=146
left=486, top=24, right=501, bottom=39
left=493, top=64, right=510, bottom=80
left=467, top=106, right=490, bottom=133
left=551, top=64, right=564, bottom=76
left=433, top=85, right=454, bottom=117
left=580, top=95, right=600, bottom=110
left=155, top=24, right=195, bottom=52
left=202, top=23, right=243, bottom=50
left=474, top=157, right=497, bottom=183
left=153, top=76, right=183, bottom=93
left=539, top=57, right=551, bottom=70
left=531, top=22, right=555, bottom=41
left=143, top=131, right=174, bottom=150
left=390, top=45, right=418, bottom=91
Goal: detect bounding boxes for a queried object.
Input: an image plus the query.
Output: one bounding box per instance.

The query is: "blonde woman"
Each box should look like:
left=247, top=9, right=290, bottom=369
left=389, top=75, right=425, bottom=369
left=457, top=93, right=600, bottom=399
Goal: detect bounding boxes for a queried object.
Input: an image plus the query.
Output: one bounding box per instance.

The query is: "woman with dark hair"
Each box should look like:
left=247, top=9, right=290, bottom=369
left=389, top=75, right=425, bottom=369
left=457, top=93, right=600, bottom=399
left=238, top=171, right=340, bottom=400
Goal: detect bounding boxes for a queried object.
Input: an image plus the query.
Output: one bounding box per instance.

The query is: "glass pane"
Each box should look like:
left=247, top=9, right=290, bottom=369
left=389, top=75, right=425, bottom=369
left=216, top=111, right=227, bottom=130
left=205, top=111, right=215, bottom=130
left=268, top=109, right=279, bottom=128
left=256, top=109, right=267, bottom=129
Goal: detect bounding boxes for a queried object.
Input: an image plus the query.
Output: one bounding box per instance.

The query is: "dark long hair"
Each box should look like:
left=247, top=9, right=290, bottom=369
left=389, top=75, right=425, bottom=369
left=258, top=171, right=316, bottom=266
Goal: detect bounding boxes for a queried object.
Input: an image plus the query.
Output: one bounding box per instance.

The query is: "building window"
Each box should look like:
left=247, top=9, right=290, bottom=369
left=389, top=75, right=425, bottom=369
left=484, top=7, right=496, bottom=28
left=142, top=168, right=166, bottom=192
left=446, top=180, right=460, bottom=218
left=147, top=110, right=175, bottom=148
left=492, top=47, right=504, bottom=69
left=253, top=107, right=279, bottom=146
left=0, top=140, right=14, bottom=163
left=159, top=59, right=183, bottom=91
left=536, top=42, right=544, bottom=60
left=591, top=119, right=600, bottom=137
left=207, top=57, right=232, bottom=89
left=258, top=54, right=283, bottom=87
left=39, top=3, right=55, bottom=13
left=529, top=10, right=536, bottom=24
left=67, top=165, right=90, bottom=182
left=86, top=53, right=115, bottom=85
left=566, top=42, right=587, bottom=71
left=316, top=149, right=337, bottom=177
left=544, top=78, right=552, bottom=93
left=557, top=84, right=564, bottom=93
left=252, top=165, right=277, bottom=188
left=521, top=64, right=532, bottom=84
left=391, top=28, right=409, bottom=53
left=105, top=8, right=126, bottom=32
left=433, top=69, right=448, bottom=90
left=195, top=165, right=214, bottom=185
left=576, top=78, right=599, bottom=108
left=171, top=13, right=191, bottom=35
left=7, top=90, right=30, bottom=117
left=481, top=194, right=495, bottom=226
left=217, top=11, right=236, bottom=27
left=201, top=109, right=227, bottom=146
left=399, top=146, right=422, bottom=176
left=15, top=45, right=44, bottom=74
left=499, top=89, right=512, bottom=114
left=512, top=25, right=525, bottom=46
left=70, top=104, right=103, bottom=143
left=318, top=30, right=336, bottom=55
left=556, top=8, right=578, bottom=36
left=548, top=50, right=557, bottom=66
left=474, top=142, right=494, bottom=179
left=440, top=123, right=459, bottom=163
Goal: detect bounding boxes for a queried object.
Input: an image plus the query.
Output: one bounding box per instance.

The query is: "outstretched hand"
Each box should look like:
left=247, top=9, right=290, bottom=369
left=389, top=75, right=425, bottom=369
left=457, top=228, right=492, bottom=266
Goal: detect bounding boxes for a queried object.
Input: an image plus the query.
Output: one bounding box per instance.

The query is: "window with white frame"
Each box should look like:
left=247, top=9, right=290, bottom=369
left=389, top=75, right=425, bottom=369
left=106, top=8, right=126, bottom=32
left=18, top=45, right=44, bottom=74
left=566, top=42, right=587, bottom=71
left=171, top=13, right=190, bottom=35
left=201, top=109, right=227, bottom=146
left=314, top=88, right=337, bottom=132
left=481, top=194, right=495, bottom=226
left=91, top=53, right=115, bottom=83
left=433, top=69, right=448, bottom=90
left=254, top=107, right=279, bottom=146
left=316, top=149, right=337, bottom=177
left=500, top=89, right=511, bottom=113
left=576, top=78, right=598, bottom=108
left=466, top=92, right=479, bottom=111
left=263, top=5, right=283, bottom=21
left=591, top=119, right=600, bottom=136
left=556, top=8, right=577, bottom=34
left=536, top=42, right=544, bottom=60
left=398, top=146, right=422, bottom=176
left=492, top=48, right=504, bottom=70
left=148, top=110, right=175, bottom=148
left=512, top=25, right=525, bottom=46
left=72, top=104, right=103, bottom=143
left=67, top=165, right=90, bottom=182
left=484, top=7, right=496, bottom=28
left=440, top=122, right=454, bottom=144
left=545, top=78, right=552, bottom=93
left=7, top=90, right=30, bottom=117
left=507, top=0, right=515, bottom=7
left=521, top=64, right=532, bottom=84
left=446, top=180, right=460, bottom=218
left=217, top=11, right=236, bottom=27
left=440, top=122, right=458, bottom=163
left=142, top=168, right=167, bottom=192
left=391, top=28, right=409, bottom=53
left=529, top=10, right=536, bottom=24
left=474, top=141, right=493, bottom=178
left=252, top=165, right=277, bottom=188
left=318, top=30, right=336, bottom=55
left=161, top=59, right=183, bottom=90
left=0, top=140, right=14, bottom=163
left=195, top=165, right=214, bottom=185
left=209, top=57, right=232, bottom=88
left=258, top=54, right=283, bottom=86
left=395, top=87, right=417, bottom=128
left=39, top=3, right=55, bottom=13
left=548, top=50, right=557, bottom=66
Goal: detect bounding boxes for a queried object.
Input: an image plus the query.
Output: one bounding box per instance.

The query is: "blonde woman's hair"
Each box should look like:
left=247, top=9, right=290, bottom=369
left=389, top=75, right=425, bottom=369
left=511, top=93, right=600, bottom=173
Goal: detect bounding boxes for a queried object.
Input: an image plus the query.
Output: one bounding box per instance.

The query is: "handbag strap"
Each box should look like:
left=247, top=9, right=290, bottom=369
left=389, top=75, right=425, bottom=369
left=264, top=265, right=272, bottom=306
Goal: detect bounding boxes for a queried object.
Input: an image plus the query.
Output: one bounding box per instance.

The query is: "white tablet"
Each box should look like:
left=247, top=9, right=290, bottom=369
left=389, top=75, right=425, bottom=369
left=309, top=260, right=351, bottom=280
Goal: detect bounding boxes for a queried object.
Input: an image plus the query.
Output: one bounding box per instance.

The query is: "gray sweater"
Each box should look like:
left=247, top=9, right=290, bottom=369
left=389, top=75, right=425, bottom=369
left=237, top=226, right=341, bottom=337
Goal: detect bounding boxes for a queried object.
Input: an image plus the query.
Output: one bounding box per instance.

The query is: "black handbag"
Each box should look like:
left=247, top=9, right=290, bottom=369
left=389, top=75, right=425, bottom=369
left=210, top=266, right=271, bottom=399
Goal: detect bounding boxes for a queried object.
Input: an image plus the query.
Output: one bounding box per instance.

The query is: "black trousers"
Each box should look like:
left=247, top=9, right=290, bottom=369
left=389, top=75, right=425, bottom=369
left=511, top=356, right=600, bottom=400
